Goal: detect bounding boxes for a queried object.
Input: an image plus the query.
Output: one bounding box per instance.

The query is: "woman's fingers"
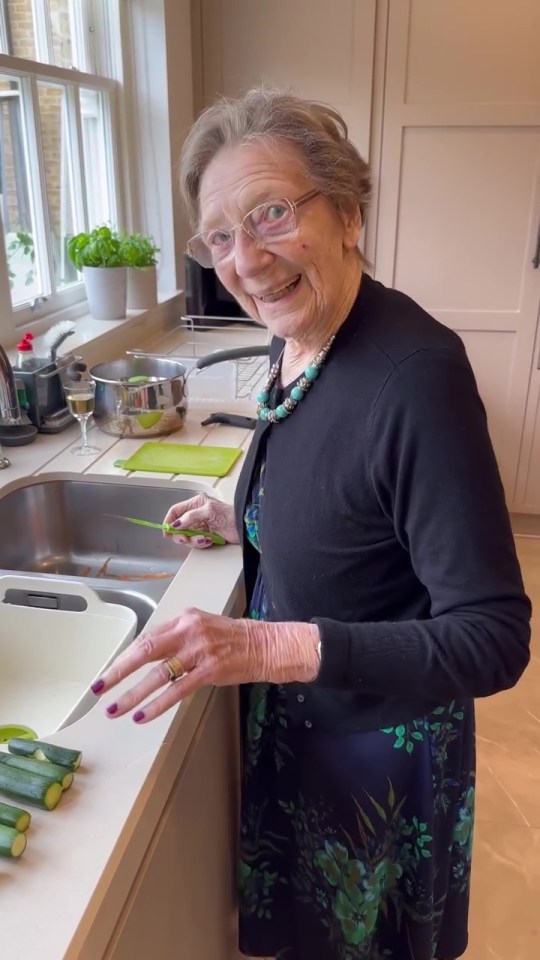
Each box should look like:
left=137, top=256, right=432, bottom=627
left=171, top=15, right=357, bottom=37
left=127, top=667, right=211, bottom=723
left=163, top=494, right=210, bottom=529
left=175, top=534, right=214, bottom=549
left=104, top=659, right=174, bottom=716
left=91, top=621, right=182, bottom=694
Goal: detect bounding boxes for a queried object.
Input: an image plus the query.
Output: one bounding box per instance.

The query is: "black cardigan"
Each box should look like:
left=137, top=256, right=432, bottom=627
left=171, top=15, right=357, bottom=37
left=234, top=274, right=531, bottom=733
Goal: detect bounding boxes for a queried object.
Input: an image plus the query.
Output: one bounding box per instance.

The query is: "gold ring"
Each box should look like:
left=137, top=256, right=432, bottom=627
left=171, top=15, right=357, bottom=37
left=163, top=656, right=185, bottom=682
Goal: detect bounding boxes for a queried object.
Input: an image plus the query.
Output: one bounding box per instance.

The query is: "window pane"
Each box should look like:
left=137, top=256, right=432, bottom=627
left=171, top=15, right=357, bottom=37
left=80, top=87, right=112, bottom=228
left=2, top=1, right=81, bottom=70
left=0, top=74, right=43, bottom=307
left=4, top=0, right=37, bottom=60
left=47, top=0, right=74, bottom=70
left=37, top=80, right=78, bottom=290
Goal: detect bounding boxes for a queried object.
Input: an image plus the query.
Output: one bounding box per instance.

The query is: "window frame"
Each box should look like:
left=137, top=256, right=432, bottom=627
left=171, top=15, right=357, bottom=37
left=0, top=1, right=124, bottom=342
left=0, top=0, right=189, bottom=347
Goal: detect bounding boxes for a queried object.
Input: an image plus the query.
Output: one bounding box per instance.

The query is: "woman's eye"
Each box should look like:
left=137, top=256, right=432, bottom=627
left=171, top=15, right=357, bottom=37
left=264, top=203, right=288, bottom=221
left=207, top=230, right=232, bottom=248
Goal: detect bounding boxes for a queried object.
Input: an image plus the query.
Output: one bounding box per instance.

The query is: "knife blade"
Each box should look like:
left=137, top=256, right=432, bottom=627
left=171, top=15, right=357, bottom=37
left=103, top=513, right=226, bottom=545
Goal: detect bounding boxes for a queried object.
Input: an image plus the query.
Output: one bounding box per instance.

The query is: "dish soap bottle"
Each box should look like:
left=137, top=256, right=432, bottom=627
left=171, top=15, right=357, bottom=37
left=16, top=333, right=37, bottom=370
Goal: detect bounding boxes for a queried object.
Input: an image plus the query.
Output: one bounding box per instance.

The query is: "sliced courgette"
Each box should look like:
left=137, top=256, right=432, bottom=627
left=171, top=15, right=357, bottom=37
left=8, top=739, right=82, bottom=772
left=0, top=824, right=27, bottom=858
left=0, top=764, right=63, bottom=810
left=0, top=800, right=31, bottom=832
left=0, top=754, right=73, bottom=791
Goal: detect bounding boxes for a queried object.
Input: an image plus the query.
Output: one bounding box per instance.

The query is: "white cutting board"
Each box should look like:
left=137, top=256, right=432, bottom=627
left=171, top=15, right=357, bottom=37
left=0, top=576, right=137, bottom=735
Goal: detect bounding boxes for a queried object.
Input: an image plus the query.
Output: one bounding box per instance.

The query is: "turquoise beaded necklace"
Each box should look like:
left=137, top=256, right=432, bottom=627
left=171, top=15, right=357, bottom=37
left=256, top=333, right=336, bottom=424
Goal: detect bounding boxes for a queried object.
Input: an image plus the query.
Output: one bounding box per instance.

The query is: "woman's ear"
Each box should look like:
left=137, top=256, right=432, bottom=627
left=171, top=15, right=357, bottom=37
left=341, top=204, right=362, bottom=251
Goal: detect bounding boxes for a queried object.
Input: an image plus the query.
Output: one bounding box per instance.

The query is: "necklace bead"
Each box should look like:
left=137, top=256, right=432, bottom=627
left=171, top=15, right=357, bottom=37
left=256, top=333, right=336, bottom=424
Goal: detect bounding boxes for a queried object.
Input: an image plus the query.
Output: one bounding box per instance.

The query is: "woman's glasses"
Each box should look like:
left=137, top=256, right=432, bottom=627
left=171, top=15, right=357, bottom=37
left=187, top=189, right=320, bottom=268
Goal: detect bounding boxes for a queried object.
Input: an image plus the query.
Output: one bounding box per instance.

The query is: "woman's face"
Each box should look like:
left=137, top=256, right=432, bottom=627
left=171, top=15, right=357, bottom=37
left=198, top=141, right=361, bottom=342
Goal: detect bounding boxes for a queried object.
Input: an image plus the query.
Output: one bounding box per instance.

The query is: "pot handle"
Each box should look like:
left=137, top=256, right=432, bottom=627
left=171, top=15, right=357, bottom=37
left=195, top=345, right=270, bottom=370
left=125, top=349, right=178, bottom=361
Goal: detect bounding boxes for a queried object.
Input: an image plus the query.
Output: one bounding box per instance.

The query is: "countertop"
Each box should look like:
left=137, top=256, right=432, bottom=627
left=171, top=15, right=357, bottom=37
left=0, top=322, right=266, bottom=959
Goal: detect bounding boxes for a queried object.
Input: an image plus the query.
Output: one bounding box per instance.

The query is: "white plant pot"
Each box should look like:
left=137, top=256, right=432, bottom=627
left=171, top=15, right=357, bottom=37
left=83, top=265, right=127, bottom=320
left=127, top=265, right=158, bottom=310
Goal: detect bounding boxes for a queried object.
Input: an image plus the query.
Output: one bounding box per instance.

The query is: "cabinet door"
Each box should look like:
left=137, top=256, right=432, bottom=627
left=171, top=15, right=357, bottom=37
left=375, top=0, right=540, bottom=507
left=103, top=688, right=242, bottom=960
left=198, top=0, right=376, bottom=162
left=513, top=362, right=540, bottom=513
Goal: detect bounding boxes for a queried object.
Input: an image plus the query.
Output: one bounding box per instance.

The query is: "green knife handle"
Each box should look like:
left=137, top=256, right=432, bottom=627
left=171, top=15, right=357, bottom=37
left=164, top=524, right=226, bottom=546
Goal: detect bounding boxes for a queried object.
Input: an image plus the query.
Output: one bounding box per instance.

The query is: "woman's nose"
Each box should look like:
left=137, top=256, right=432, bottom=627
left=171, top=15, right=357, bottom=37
left=233, top=228, right=274, bottom=277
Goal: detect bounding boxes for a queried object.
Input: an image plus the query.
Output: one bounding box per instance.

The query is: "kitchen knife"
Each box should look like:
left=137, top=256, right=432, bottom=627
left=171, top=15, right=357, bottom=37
left=103, top=513, right=227, bottom=545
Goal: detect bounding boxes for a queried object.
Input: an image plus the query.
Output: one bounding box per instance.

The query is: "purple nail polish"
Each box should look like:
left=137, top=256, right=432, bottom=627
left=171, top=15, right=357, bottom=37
left=194, top=536, right=212, bottom=546
left=133, top=710, right=145, bottom=722
left=91, top=679, right=105, bottom=694
left=106, top=702, right=118, bottom=715
left=172, top=519, right=184, bottom=528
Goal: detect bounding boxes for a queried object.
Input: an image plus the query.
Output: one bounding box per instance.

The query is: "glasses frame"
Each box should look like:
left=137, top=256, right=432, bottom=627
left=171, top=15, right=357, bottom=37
left=187, top=188, right=320, bottom=268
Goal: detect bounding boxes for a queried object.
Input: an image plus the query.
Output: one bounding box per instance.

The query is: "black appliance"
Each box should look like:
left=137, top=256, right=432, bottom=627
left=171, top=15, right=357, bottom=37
left=184, top=255, right=256, bottom=325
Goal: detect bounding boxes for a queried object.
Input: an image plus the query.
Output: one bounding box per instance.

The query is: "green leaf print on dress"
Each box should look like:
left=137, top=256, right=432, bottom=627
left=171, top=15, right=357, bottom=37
left=382, top=701, right=464, bottom=756
left=450, top=784, right=475, bottom=894
left=282, top=785, right=438, bottom=959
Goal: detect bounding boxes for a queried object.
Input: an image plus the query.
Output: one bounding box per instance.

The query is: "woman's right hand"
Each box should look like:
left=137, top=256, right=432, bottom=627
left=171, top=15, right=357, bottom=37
left=163, top=493, right=239, bottom=548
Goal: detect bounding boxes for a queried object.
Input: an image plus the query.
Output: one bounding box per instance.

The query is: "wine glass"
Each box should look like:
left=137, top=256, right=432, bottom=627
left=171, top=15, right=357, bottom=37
left=64, top=379, right=101, bottom=456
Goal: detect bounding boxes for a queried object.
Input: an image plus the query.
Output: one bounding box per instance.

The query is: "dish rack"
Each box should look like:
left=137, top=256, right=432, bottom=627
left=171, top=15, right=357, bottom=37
left=175, top=316, right=270, bottom=410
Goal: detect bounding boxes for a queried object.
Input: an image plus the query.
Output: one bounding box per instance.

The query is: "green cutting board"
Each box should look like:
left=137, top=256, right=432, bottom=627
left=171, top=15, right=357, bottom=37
left=114, top=441, right=243, bottom=477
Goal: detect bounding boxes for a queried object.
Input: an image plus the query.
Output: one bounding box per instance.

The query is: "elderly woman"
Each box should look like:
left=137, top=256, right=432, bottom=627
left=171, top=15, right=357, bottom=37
left=94, top=90, right=531, bottom=960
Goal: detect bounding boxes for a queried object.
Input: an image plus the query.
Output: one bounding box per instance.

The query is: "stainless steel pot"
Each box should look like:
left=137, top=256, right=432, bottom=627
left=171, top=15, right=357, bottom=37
left=89, top=357, right=188, bottom=438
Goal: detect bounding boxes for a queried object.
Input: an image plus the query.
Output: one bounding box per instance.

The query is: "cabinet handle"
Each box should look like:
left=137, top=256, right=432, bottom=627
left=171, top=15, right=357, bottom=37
left=533, top=216, right=540, bottom=269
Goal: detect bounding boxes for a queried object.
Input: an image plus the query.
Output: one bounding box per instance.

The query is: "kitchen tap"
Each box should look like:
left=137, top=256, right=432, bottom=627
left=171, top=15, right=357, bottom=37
left=0, top=342, right=23, bottom=469
left=0, top=343, right=20, bottom=422
left=0, top=438, right=9, bottom=469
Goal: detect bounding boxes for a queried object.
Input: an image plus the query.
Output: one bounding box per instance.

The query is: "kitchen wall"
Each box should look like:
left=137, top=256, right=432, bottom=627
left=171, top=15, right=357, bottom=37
left=184, top=0, right=540, bottom=513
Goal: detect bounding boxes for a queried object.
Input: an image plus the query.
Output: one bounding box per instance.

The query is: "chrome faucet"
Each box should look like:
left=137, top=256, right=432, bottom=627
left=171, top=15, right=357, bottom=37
left=0, top=342, right=23, bottom=469
left=0, top=343, right=20, bottom=422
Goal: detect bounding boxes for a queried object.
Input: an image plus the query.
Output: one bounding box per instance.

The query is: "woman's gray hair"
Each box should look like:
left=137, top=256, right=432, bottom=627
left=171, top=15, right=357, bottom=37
left=180, top=88, right=371, bottom=229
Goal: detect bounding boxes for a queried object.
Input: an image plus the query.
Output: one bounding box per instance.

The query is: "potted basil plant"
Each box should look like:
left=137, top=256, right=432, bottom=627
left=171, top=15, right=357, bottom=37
left=121, top=233, right=160, bottom=310
left=67, top=225, right=127, bottom=320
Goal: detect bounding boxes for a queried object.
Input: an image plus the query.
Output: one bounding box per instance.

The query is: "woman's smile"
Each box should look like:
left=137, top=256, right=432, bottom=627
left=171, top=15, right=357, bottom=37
left=252, top=274, right=302, bottom=304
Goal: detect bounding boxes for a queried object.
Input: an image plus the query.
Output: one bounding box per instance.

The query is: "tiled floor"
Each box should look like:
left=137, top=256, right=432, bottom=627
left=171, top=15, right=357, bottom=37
left=465, top=536, right=540, bottom=960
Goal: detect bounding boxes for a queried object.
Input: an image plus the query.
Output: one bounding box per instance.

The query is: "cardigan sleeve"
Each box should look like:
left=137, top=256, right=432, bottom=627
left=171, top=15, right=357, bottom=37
left=311, top=348, right=531, bottom=700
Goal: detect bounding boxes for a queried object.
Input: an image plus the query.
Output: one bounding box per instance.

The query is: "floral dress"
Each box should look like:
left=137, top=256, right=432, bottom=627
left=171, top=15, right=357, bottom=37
left=238, top=461, right=476, bottom=960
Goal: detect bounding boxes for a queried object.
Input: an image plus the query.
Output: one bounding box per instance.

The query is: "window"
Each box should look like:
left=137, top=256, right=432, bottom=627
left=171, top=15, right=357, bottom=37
left=0, top=0, right=122, bottom=340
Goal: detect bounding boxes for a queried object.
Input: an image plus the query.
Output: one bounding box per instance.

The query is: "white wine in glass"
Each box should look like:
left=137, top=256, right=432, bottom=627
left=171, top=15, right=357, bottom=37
left=64, top=380, right=101, bottom=456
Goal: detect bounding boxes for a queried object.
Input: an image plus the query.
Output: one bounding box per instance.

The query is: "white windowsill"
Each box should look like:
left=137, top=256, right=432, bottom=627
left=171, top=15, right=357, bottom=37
left=6, top=291, right=185, bottom=369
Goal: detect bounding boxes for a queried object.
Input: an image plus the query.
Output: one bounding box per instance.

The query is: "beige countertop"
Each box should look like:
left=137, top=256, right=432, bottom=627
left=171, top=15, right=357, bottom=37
left=0, top=322, right=264, bottom=959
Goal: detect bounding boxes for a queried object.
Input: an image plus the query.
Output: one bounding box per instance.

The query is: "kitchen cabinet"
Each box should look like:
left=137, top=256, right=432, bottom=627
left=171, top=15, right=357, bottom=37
left=514, top=362, right=540, bottom=512
left=102, top=687, right=242, bottom=960
left=375, top=0, right=540, bottom=512
left=196, top=0, right=376, bottom=163
left=194, top=0, right=540, bottom=511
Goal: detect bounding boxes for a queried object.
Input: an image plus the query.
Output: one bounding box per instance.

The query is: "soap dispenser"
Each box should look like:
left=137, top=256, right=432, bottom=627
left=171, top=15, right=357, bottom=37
left=16, top=333, right=37, bottom=370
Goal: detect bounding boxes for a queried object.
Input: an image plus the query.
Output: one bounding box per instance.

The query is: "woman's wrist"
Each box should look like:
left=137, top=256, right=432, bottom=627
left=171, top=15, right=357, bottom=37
left=250, top=620, right=322, bottom=683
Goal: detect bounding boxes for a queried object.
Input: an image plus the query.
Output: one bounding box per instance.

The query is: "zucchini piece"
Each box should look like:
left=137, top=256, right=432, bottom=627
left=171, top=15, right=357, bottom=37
left=0, top=755, right=73, bottom=791
left=0, top=824, right=27, bottom=858
left=0, top=764, right=62, bottom=810
left=8, top=739, right=82, bottom=772
left=0, top=801, right=31, bottom=832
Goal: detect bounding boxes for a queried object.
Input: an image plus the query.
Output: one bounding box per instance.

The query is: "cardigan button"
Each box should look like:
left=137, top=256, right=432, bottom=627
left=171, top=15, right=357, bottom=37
left=297, top=694, right=305, bottom=703
left=304, top=719, right=312, bottom=729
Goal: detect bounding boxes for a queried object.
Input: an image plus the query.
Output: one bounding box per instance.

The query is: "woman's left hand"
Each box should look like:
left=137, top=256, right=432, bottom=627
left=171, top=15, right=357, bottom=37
left=91, top=608, right=321, bottom=723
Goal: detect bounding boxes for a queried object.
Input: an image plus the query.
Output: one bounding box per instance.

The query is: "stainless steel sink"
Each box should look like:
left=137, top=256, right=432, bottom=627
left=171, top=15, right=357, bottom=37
left=0, top=473, right=215, bottom=631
